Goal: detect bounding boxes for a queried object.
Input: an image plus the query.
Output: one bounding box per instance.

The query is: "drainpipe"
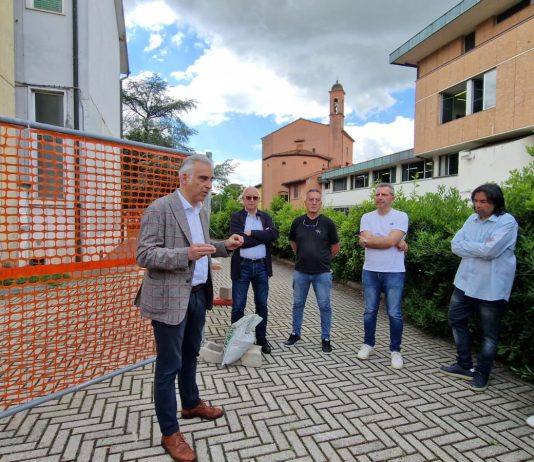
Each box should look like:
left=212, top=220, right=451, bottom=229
left=72, top=0, right=79, bottom=130
left=72, top=0, right=82, bottom=262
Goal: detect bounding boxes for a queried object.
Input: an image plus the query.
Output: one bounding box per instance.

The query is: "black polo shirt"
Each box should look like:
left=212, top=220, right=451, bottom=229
left=289, top=214, right=339, bottom=274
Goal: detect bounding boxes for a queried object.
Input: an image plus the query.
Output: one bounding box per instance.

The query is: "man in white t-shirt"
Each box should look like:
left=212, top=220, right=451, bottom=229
left=357, top=183, right=408, bottom=369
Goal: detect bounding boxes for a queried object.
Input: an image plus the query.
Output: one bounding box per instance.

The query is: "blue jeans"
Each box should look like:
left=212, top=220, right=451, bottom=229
left=292, top=270, right=332, bottom=339
left=448, top=287, right=507, bottom=377
left=152, top=288, right=207, bottom=436
left=231, top=259, right=269, bottom=338
left=362, top=270, right=405, bottom=352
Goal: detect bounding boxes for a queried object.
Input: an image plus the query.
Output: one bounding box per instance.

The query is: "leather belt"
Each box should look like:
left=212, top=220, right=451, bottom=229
left=191, top=283, right=206, bottom=293
left=241, top=257, right=266, bottom=263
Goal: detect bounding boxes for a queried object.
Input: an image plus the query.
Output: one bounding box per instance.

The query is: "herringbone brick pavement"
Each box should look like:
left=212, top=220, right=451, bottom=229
left=1, top=258, right=533, bottom=461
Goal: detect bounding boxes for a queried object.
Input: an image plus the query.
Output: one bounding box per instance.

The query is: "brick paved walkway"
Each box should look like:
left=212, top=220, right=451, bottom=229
left=1, top=258, right=533, bottom=461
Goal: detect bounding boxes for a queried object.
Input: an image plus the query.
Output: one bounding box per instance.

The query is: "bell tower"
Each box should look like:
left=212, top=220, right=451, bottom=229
left=329, top=81, right=347, bottom=167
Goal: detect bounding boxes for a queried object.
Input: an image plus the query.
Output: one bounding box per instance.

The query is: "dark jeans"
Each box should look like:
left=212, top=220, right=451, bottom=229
left=231, top=259, right=269, bottom=338
left=152, top=288, right=207, bottom=436
left=448, top=287, right=507, bottom=377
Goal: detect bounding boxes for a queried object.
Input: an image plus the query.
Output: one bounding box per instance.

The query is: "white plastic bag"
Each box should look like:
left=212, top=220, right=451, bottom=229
left=221, top=314, right=262, bottom=366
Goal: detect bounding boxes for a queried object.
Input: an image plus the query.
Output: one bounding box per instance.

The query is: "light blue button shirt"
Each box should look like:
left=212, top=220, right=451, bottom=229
left=176, top=190, right=208, bottom=286
left=240, top=213, right=266, bottom=260
left=452, top=212, right=518, bottom=301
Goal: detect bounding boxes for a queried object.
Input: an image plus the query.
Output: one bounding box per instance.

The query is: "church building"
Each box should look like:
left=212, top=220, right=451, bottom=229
left=261, top=81, right=354, bottom=206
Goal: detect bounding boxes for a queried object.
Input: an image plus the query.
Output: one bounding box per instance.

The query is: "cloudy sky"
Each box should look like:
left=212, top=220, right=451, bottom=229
left=123, top=0, right=460, bottom=185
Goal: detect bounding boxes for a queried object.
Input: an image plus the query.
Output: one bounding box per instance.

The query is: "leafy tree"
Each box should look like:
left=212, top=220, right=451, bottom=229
left=209, top=183, right=244, bottom=238
left=213, top=159, right=237, bottom=189
left=122, top=74, right=197, bottom=151
left=211, top=183, right=243, bottom=213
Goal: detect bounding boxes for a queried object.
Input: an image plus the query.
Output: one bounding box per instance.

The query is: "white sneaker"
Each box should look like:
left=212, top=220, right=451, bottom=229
left=527, top=415, right=534, bottom=428
left=357, top=344, right=374, bottom=360
left=391, top=351, right=404, bottom=369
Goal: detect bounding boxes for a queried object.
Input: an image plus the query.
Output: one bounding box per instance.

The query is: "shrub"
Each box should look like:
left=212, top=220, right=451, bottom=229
left=498, top=153, right=534, bottom=380
left=270, top=201, right=303, bottom=259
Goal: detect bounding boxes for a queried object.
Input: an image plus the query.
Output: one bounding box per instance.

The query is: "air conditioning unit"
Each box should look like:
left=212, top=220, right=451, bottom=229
left=460, top=150, right=474, bottom=160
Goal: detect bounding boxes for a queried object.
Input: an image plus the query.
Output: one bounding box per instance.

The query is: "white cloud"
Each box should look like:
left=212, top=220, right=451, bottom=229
left=125, top=1, right=178, bottom=31
left=144, top=33, right=164, bottom=51
left=171, top=32, right=185, bottom=47
left=227, top=159, right=262, bottom=187
left=346, top=116, right=414, bottom=162
left=169, top=46, right=325, bottom=126
left=125, top=0, right=459, bottom=127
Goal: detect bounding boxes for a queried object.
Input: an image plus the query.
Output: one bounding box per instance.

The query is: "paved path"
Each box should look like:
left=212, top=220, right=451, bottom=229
left=1, top=258, right=533, bottom=461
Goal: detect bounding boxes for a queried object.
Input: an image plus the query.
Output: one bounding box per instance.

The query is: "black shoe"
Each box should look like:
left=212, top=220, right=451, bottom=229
left=470, top=371, right=489, bottom=392
left=440, top=363, right=474, bottom=381
left=283, top=333, right=300, bottom=347
left=321, top=339, right=332, bottom=353
left=256, top=336, right=272, bottom=354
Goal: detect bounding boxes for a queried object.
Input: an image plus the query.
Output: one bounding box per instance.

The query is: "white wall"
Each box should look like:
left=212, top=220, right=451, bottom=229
left=80, top=1, right=123, bottom=137
left=323, top=135, right=533, bottom=208
left=14, top=1, right=123, bottom=137
left=456, top=135, right=534, bottom=196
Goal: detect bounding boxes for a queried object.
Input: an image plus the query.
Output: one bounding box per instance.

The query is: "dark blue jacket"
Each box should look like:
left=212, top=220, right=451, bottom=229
left=230, top=209, right=279, bottom=280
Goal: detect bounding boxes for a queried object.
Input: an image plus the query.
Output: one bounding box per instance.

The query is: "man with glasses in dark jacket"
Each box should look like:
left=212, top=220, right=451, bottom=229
left=230, top=187, right=279, bottom=354
left=284, top=188, right=340, bottom=353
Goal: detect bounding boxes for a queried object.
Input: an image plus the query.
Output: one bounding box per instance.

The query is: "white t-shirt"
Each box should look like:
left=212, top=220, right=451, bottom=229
left=360, top=209, right=408, bottom=273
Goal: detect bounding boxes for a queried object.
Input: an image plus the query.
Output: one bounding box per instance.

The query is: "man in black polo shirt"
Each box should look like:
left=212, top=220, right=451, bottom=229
left=284, top=188, right=340, bottom=352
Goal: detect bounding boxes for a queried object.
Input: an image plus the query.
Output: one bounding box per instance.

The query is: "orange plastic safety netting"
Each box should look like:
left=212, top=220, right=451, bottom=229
left=0, top=121, right=186, bottom=410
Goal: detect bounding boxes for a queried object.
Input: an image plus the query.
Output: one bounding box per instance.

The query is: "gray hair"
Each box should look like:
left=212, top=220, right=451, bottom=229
left=376, top=182, right=395, bottom=196
left=179, top=154, right=213, bottom=178
left=306, top=188, right=321, bottom=197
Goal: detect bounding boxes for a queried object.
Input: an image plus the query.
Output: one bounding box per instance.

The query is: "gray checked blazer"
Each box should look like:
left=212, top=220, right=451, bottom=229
left=134, top=192, right=229, bottom=325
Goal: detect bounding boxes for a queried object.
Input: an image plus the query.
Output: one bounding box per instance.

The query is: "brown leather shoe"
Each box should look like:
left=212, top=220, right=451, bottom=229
left=181, top=400, right=224, bottom=420
left=161, top=432, right=196, bottom=462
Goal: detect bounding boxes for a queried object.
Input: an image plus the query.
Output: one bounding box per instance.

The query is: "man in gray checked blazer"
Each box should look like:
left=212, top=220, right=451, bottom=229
left=135, top=154, right=243, bottom=462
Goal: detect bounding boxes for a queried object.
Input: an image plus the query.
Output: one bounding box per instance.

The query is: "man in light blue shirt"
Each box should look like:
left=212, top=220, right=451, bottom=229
left=440, top=183, right=518, bottom=392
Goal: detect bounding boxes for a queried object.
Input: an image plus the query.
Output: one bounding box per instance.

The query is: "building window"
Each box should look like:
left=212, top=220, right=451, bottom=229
left=351, top=173, right=369, bottom=189
left=475, top=68, right=496, bottom=111
left=402, top=161, right=433, bottom=182
left=324, top=181, right=330, bottom=190
left=373, top=167, right=396, bottom=184
left=441, top=69, right=496, bottom=123
left=33, top=90, right=65, bottom=199
left=278, top=192, right=288, bottom=201
left=441, top=82, right=467, bottom=122
left=332, top=178, right=347, bottom=192
left=464, top=32, right=475, bottom=53
left=27, top=0, right=64, bottom=13
left=439, top=153, right=459, bottom=176
left=291, top=184, right=299, bottom=200
left=496, top=0, right=531, bottom=23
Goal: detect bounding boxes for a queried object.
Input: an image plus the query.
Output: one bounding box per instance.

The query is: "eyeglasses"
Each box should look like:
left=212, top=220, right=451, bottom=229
left=245, top=195, right=260, bottom=201
left=303, top=218, right=319, bottom=228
